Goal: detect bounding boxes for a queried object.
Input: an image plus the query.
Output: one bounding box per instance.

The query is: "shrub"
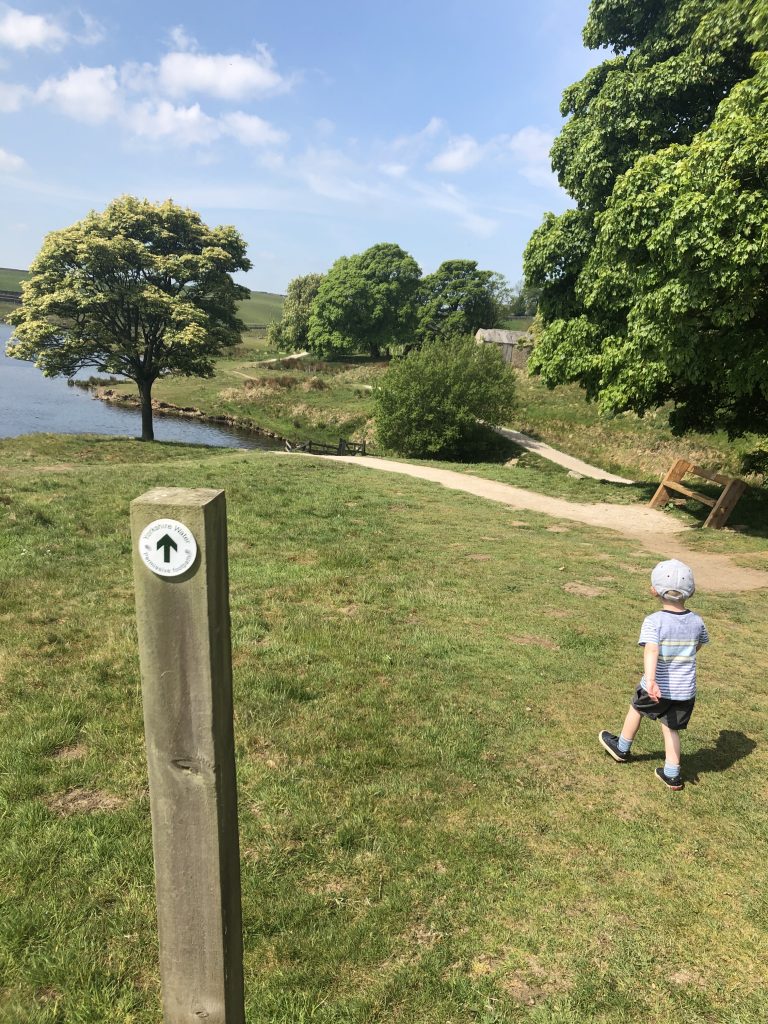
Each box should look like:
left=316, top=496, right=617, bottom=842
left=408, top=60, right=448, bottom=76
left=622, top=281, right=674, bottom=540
left=375, top=335, right=516, bottom=458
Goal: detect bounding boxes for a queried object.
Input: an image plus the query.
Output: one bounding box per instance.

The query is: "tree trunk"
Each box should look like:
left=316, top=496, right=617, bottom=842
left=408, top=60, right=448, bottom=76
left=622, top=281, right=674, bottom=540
left=138, top=378, right=155, bottom=441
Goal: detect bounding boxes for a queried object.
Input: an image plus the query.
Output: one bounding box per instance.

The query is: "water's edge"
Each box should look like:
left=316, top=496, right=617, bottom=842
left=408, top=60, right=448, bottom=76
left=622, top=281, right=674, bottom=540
left=93, top=384, right=289, bottom=445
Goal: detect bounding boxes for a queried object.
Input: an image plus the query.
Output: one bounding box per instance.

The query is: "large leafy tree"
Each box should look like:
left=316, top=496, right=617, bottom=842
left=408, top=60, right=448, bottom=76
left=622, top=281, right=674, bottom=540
left=416, top=260, right=507, bottom=344
left=307, top=243, right=421, bottom=358
left=524, top=0, right=765, bottom=435
left=266, top=272, right=323, bottom=352
left=8, top=195, right=251, bottom=441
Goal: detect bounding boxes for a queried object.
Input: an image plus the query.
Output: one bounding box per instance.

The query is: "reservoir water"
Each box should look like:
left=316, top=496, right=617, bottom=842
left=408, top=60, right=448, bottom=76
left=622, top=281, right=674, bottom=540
left=0, top=323, right=284, bottom=450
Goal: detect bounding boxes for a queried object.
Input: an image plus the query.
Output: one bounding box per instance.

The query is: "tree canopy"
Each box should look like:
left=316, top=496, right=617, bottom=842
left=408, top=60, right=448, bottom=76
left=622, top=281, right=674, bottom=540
left=524, top=0, right=767, bottom=436
left=267, top=272, right=324, bottom=352
left=375, top=335, right=516, bottom=458
left=416, top=260, right=506, bottom=344
left=8, top=195, right=250, bottom=440
left=307, top=243, right=421, bottom=358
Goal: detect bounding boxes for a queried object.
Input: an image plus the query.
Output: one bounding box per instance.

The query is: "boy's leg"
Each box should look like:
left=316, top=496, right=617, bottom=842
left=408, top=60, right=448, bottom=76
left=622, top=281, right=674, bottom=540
left=621, top=705, right=642, bottom=743
left=599, top=704, right=642, bottom=761
left=660, top=723, right=681, bottom=775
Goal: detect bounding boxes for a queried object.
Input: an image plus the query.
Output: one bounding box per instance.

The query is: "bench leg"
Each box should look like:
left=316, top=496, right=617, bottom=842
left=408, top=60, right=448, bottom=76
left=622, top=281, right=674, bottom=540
left=648, top=459, right=692, bottom=510
left=703, top=480, right=746, bottom=529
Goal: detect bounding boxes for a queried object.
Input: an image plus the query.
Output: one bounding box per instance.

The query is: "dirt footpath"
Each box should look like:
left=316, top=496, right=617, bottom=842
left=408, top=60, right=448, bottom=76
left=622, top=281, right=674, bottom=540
left=314, top=454, right=768, bottom=594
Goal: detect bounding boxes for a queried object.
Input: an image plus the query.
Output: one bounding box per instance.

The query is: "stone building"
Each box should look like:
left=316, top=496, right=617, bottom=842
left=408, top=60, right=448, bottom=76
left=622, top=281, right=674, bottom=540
left=475, top=328, right=533, bottom=369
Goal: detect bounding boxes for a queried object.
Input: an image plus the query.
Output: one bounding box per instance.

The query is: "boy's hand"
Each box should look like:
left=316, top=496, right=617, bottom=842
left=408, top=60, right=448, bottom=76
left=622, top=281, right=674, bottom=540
left=646, top=679, right=661, bottom=702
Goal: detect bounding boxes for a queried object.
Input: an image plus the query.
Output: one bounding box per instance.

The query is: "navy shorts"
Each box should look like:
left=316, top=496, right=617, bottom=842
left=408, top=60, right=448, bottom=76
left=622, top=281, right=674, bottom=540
left=631, top=685, right=695, bottom=731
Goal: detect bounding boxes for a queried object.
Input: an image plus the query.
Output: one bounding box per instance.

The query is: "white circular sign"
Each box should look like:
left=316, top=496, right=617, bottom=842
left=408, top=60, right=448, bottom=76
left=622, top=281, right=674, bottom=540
left=138, top=518, right=197, bottom=577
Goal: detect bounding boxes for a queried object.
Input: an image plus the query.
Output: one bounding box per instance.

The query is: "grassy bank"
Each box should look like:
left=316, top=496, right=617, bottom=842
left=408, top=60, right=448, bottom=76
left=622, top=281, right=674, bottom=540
left=100, top=347, right=382, bottom=447
left=512, top=372, right=763, bottom=483
left=1, top=434, right=767, bottom=1023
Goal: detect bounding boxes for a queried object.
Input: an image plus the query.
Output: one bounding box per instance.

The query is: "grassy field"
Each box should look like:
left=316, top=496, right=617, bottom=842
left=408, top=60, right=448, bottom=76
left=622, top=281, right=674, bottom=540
left=238, top=290, right=285, bottom=326
left=500, top=317, right=534, bottom=332
left=100, top=344, right=383, bottom=447
left=1, top=434, right=767, bottom=1023
left=0, top=267, right=28, bottom=292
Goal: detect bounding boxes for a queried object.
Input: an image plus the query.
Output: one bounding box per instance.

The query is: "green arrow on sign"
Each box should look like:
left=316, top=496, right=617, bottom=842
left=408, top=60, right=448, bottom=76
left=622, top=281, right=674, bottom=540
left=157, top=534, right=178, bottom=563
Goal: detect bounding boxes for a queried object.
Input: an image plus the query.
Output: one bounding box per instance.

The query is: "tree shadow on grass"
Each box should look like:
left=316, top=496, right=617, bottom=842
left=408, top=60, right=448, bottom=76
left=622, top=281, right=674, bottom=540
left=632, top=729, right=756, bottom=784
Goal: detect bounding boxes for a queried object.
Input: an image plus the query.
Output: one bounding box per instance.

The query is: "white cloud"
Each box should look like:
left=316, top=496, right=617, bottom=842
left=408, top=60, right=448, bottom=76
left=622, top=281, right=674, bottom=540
left=297, top=147, right=386, bottom=204
left=37, top=65, right=120, bottom=124
left=392, top=116, right=444, bottom=153
left=380, top=162, right=408, bottom=178
left=428, top=134, right=485, bottom=174
left=0, top=6, right=67, bottom=50
left=127, top=100, right=220, bottom=146
left=158, top=46, right=289, bottom=100
left=0, top=145, right=24, bottom=170
left=222, top=111, right=287, bottom=147
left=75, top=13, right=105, bottom=46
left=0, top=80, right=30, bottom=111
left=507, top=126, right=556, bottom=187
left=168, top=25, right=197, bottom=52
left=120, top=61, right=156, bottom=92
left=413, top=182, right=497, bottom=237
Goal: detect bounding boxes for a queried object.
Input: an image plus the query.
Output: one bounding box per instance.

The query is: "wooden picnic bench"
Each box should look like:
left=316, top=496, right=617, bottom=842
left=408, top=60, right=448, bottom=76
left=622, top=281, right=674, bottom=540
left=648, top=458, right=746, bottom=529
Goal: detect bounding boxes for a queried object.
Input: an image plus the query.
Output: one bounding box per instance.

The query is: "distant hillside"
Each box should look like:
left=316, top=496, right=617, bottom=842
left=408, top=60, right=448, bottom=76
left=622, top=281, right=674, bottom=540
left=0, top=267, right=29, bottom=293
left=238, top=290, right=284, bottom=327
left=0, top=266, right=284, bottom=325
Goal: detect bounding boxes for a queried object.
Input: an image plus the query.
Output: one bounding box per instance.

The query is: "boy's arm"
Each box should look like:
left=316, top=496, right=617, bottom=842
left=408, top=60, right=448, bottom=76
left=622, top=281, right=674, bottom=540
left=644, top=642, right=661, bottom=701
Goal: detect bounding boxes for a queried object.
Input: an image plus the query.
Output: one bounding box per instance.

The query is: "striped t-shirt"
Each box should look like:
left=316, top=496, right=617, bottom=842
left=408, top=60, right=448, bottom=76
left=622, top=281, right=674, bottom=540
left=638, top=609, right=709, bottom=700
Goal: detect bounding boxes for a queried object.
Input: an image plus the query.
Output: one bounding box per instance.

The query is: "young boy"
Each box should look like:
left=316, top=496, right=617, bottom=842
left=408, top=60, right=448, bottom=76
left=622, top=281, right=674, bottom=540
left=599, top=558, right=709, bottom=790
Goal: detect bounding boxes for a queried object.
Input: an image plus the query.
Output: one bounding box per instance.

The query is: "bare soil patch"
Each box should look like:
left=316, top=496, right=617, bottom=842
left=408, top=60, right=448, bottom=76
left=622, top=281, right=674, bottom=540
left=564, top=582, right=607, bottom=597
left=44, top=787, right=126, bottom=816
left=507, top=634, right=561, bottom=650
left=50, top=743, right=87, bottom=761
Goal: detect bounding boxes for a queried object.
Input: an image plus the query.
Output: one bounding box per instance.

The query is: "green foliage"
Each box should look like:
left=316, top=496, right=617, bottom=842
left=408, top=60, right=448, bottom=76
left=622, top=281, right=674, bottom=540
left=307, top=243, right=421, bottom=358
left=506, top=278, right=540, bottom=317
left=416, top=260, right=506, bottom=344
left=266, top=272, right=323, bottom=351
left=8, top=195, right=251, bottom=440
left=375, top=335, right=516, bottom=458
left=524, top=0, right=767, bottom=436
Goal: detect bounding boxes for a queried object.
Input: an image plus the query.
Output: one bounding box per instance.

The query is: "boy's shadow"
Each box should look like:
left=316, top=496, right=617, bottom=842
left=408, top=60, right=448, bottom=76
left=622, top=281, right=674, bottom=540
left=633, top=730, right=756, bottom=784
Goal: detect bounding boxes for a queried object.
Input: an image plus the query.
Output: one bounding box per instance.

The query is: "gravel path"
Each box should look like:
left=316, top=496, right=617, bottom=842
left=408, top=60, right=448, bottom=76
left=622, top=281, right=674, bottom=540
left=495, top=427, right=634, bottom=484
left=303, top=453, right=768, bottom=594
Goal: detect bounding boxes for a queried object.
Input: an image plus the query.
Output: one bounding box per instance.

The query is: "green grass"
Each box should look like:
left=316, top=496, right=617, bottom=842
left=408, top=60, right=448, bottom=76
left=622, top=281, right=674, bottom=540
left=0, top=267, right=28, bottom=292
left=102, top=354, right=381, bottom=446
left=499, top=317, right=534, bottom=332
left=1, top=435, right=767, bottom=1022
left=237, top=290, right=284, bottom=326
left=513, top=370, right=764, bottom=483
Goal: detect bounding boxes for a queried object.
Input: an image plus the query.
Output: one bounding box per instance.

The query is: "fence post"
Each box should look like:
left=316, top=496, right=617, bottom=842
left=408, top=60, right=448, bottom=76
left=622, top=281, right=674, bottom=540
left=130, top=487, right=245, bottom=1024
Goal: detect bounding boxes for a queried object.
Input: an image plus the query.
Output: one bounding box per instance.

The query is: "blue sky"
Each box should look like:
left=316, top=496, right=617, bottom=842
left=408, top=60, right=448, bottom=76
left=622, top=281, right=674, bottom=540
left=0, top=0, right=596, bottom=293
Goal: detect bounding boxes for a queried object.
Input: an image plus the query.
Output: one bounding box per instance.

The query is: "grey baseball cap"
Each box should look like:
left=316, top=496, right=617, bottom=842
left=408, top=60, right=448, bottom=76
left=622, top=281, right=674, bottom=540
left=651, top=559, right=695, bottom=599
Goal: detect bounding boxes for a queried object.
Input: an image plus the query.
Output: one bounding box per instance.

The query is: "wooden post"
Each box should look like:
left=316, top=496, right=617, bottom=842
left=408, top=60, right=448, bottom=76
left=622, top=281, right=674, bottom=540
left=130, top=487, right=245, bottom=1024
